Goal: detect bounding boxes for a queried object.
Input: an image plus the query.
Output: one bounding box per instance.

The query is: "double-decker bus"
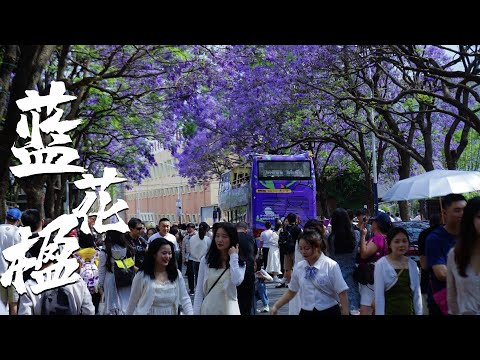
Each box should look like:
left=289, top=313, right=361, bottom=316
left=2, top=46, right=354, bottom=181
left=218, top=153, right=316, bottom=238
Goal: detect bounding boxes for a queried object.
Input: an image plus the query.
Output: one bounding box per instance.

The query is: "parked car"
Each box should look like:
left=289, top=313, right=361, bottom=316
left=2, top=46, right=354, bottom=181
left=392, top=220, right=430, bottom=264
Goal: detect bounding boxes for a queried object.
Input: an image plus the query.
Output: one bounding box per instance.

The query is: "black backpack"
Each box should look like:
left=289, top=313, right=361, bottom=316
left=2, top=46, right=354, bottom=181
left=41, top=287, right=75, bottom=315
left=278, top=226, right=296, bottom=254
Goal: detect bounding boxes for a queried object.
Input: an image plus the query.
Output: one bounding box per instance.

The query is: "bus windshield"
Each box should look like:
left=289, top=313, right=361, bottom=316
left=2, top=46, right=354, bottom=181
left=258, top=160, right=311, bottom=180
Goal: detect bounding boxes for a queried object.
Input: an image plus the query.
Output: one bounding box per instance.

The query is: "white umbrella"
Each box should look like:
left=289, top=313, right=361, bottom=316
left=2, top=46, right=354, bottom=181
left=382, top=169, right=480, bottom=201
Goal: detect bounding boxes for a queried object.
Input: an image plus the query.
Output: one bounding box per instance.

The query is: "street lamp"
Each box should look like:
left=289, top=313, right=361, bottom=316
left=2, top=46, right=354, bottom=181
left=163, top=162, right=184, bottom=223
left=64, top=180, right=76, bottom=214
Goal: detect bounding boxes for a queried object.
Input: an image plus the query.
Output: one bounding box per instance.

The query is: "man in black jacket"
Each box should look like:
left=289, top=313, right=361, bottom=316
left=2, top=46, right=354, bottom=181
left=236, top=222, right=257, bottom=315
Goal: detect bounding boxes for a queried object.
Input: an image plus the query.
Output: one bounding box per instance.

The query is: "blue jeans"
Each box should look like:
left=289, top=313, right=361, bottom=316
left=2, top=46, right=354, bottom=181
left=255, top=281, right=269, bottom=308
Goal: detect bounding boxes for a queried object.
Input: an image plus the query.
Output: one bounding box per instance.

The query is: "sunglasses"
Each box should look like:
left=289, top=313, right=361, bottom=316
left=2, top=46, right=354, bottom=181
left=136, top=227, right=143, bottom=231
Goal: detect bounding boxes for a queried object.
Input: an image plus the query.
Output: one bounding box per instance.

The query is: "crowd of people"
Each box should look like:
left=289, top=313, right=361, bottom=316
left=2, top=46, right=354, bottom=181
left=0, top=193, right=479, bottom=315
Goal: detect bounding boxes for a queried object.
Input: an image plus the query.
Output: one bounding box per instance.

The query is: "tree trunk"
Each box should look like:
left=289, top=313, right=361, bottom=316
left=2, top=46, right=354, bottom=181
left=445, top=120, right=470, bottom=170
left=0, top=175, right=8, bottom=220
left=315, top=172, right=328, bottom=217
left=18, top=175, right=47, bottom=219
left=397, top=149, right=412, bottom=221
left=45, top=174, right=63, bottom=219
left=0, top=45, right=19, bottom=120
left=0, top=45, right=55, bottom=219
left=365, top=176, right=374, bottom=216
left=54, top=174, right=66, bottom=218
left=44, top=176, right=55, bottom=219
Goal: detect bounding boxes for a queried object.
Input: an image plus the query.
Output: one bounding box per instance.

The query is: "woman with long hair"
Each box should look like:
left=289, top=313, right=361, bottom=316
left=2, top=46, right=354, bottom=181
left=374, top=227, right=422, bottom=315
left=328, top=208, right=360, bottom=313
left=126, top=238, right=193, bottom=315
left=98, top=230, right=135, bottom=315
left=447, top=197, right=480, bottom=315
left=193, top=222, right=246, bottom=315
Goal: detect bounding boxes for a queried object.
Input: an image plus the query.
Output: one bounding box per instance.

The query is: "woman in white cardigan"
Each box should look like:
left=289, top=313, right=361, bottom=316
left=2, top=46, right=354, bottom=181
left=126, top=237, right=193, bottom=315
left=193, top=222, right=246, bottom=315
left=374, top=227, right=422, bottom=315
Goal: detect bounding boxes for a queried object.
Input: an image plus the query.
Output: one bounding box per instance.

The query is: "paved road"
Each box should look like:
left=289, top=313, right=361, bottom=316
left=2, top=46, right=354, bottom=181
left=182, top=268, right=291, bottom=315
left=99, top=270, right=291, bottom=315
left=186, top=279, right=291, bottom=315
left=254, top=281, right=290, bottom=315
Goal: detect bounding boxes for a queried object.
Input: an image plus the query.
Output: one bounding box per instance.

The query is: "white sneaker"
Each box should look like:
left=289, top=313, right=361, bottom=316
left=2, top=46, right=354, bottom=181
left=262, top=306, right=270, bottom=313
left=272, top=276, right=281, bottom=283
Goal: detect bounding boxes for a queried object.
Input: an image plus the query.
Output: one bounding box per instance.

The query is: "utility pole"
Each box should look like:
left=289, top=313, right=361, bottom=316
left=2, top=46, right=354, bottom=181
left=64, top=180, right=77, bottom=214
left=64, top=179, right=70, bottom=214
left=368, top=63, right=379, bottom=216
left=370, top=107, right=379, bottom=216
left=176, top=184, right=182, bottom=223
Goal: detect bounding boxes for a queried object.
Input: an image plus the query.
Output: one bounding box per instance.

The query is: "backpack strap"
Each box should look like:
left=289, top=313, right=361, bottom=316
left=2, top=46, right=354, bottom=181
left=91, top=250, right=99, bottom=262
left=72, top=253, right=85, bottom=265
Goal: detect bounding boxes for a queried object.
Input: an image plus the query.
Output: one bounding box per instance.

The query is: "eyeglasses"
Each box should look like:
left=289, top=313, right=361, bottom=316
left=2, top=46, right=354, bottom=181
left=136, top=227, right=143, bottom=231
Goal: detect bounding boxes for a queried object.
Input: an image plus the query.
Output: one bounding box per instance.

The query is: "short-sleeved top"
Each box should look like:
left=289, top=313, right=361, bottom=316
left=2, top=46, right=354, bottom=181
left=289, top=253, right=348, bottom=311
left=417, top=226, right=439, bottom=256
left=260, top=229, right=273, bottom=249
left=0, top=224, right=20, bottom=274
left=426, top=226, right=456, bottom=293
left=360, top=233, right=387, bottom=264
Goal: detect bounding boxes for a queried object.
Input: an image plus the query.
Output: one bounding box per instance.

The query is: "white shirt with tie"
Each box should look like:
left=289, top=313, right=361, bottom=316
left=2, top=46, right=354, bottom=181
left=288, top=253, right=348, bottom=312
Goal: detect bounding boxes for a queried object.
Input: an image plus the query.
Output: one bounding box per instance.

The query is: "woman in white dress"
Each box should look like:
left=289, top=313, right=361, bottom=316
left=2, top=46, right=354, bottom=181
left=98, top=230, right=135, bottom=315
left=266, top=220, right=282, bottom=281
left=193, top=222, right=246, bottom=315
left=126, top=237, right=193, bottom=315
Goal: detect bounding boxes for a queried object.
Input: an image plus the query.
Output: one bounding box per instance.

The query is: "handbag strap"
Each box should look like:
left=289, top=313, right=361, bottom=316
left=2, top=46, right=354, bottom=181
left=206, top=267, right=228, bottom=296
left=396, top=267, right=406, bottom=279
left=308, top=276, right=338, bottom=304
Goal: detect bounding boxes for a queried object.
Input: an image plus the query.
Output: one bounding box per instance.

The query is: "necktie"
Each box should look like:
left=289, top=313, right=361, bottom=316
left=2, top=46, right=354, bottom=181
left=305, top=265, right=318, bottom=280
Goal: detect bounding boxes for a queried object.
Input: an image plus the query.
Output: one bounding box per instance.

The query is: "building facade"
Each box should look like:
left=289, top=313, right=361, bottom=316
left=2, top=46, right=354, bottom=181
left=124, top=143, right=218, bottom=227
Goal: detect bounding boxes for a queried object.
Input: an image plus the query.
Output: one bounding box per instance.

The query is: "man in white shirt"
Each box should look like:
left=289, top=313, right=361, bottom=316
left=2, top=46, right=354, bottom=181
left=259, top=221, right=273, bottom=270
left=0, top=208, right=22, bottom=315
left=148, top=218, right=179, bottom=261
left=182, top=223, right=197, bottom=295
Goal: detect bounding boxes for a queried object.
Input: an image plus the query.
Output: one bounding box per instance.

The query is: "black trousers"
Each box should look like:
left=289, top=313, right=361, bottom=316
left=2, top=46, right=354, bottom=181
left=91, top=292, right=101, bottom=315
left=262, top=248, right=269, bottom=269
left=237, top=276, right=255, bottom=315
left=299, top=304, right=341, bottom=316
left=186, top=260, right=195, bottom=292
left=279, top=247, right=285, bottom=275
